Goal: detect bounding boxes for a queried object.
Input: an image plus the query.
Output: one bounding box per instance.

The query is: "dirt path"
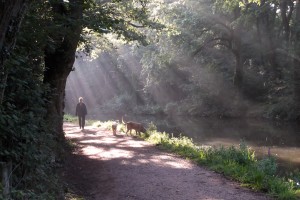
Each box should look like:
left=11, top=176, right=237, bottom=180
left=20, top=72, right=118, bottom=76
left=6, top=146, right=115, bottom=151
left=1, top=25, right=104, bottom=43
left=62, top=123, right=272, bottom=200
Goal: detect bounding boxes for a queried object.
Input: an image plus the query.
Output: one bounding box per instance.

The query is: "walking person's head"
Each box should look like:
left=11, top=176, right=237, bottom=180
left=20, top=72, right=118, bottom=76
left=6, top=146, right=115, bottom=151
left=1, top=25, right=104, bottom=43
left=79, top=97, right=83, bottom=103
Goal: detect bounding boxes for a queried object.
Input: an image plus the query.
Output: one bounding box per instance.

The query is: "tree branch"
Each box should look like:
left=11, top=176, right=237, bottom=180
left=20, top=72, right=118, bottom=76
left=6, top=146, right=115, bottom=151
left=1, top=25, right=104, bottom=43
left=275, top=48, right=300, bottom=63
left=193, top=37, right=230, bottom=56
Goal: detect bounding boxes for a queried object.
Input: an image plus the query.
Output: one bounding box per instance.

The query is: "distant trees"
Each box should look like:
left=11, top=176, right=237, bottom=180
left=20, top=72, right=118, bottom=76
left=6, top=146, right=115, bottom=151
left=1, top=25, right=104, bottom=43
left=193, top=1, right=245, bottom=90
left=86, top=0, right=300, bottom=119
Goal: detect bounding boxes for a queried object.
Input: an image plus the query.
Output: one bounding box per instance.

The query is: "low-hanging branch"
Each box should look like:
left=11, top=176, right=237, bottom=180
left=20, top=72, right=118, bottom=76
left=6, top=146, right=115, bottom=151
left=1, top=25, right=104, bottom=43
left=193, top=37, right=230, bottom=56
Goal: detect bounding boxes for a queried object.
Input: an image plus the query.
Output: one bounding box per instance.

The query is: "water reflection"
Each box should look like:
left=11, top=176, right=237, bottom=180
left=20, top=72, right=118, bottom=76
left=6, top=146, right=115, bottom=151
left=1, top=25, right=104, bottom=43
left=90, top=114, right=300, bottom=172
left=164, top=117, right=300, bottom=172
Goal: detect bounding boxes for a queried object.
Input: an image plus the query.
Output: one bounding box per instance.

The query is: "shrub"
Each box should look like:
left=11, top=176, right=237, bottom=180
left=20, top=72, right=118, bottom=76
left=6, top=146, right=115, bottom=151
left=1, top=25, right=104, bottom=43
left=133, top=105, right=165, bottom=115
left=257, top=157, right=277, bottom=176
left=164, top=102, right=178, bottom=115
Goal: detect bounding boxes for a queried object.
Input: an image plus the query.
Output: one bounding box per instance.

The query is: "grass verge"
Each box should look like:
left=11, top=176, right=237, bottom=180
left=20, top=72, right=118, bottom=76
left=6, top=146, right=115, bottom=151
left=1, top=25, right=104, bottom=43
left=63, top=113, right=98, bottom=126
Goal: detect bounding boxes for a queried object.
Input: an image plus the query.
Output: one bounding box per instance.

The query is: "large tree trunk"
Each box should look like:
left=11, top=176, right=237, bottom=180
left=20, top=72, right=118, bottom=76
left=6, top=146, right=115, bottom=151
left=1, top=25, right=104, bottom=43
left=233, top=57, right=243, bottom=89
left=0, top=0, right=28, bottom=104
left=231, top=28, right=243, bottom=91
left=44, top=0, right=83, bottom=141
left=279, top=0, right=292, bottom=43
left=233, top=48, right=243, bottom=90
left=294, top=0, right=300, bottom=119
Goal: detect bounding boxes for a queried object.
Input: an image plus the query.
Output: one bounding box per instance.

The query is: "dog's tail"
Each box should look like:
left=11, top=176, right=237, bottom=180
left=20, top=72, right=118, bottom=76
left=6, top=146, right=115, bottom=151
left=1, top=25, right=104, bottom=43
left=121, top=116, right=127, bottom=125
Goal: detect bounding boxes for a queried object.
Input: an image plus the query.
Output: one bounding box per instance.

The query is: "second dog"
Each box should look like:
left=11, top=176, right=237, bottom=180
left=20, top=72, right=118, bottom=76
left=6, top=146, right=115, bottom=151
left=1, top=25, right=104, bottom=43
left=125, top=121, right=146, bottom=136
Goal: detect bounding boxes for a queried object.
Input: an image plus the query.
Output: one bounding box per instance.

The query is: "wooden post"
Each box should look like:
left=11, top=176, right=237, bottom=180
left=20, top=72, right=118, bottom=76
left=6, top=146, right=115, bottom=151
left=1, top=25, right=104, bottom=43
left=0, top=161, right=12, bottom=198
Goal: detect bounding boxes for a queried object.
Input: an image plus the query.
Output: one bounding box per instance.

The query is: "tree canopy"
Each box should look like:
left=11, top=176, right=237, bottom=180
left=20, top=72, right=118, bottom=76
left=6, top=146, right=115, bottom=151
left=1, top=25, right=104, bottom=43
left=68, top=0, right=300, bottom=119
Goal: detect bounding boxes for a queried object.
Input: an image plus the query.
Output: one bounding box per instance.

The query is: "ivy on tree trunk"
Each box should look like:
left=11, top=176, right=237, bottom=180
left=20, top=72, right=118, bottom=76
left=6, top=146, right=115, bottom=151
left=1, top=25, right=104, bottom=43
left=0, top=0, right=28, bottom=104
left=44, top=0, right=83, bottom=139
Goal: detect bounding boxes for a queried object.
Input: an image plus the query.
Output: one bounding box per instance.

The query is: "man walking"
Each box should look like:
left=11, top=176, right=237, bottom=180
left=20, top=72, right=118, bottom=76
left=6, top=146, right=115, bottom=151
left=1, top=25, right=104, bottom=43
left=75, top=97, right=87, bottom=130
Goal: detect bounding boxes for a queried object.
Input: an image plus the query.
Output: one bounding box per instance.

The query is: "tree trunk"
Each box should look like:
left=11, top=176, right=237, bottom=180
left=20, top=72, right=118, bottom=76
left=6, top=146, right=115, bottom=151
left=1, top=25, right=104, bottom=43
left=44, top=0, right=83, bottom=140
left=233, top=50, right=243, bottom=89
left=232, top=29, right=243, bottom=91
left=0, top=0, right=28, bottom=104
left=256, top=2, right=281, bottom=79
left=279, top=0, right=291, bottom=43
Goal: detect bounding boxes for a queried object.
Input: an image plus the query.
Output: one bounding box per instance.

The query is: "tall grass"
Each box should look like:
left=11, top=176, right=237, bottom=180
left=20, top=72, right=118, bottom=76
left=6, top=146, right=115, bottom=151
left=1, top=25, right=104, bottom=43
left=64, top=114, right=78, bottom=123
left=63, top=114, right=97, bottom=126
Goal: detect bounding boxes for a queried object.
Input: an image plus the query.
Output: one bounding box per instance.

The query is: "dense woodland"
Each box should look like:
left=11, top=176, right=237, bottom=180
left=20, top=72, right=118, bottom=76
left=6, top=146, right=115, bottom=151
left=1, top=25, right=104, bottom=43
left=0, top=0, right=300, bottom=199
left=66, top=0, right=300, bottom=121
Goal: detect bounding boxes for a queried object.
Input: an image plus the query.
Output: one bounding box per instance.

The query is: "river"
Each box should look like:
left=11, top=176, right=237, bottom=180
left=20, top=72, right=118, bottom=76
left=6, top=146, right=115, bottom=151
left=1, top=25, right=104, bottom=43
left=90, top=114, right=300, bottom=173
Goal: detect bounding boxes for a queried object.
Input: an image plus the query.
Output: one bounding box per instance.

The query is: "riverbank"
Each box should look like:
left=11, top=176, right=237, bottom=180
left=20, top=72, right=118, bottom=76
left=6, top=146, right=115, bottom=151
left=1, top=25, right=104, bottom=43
left=62, top=122, right=271, bottom=200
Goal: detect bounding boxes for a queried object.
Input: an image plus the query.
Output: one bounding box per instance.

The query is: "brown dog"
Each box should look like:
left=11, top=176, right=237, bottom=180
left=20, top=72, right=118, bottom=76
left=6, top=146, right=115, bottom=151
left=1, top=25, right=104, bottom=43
left=126, top=121, right=146, bottom=136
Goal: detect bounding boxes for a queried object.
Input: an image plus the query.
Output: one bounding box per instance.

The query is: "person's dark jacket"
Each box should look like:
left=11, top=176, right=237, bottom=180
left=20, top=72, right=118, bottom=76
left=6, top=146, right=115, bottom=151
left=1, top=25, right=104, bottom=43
left=76, top=103, right=87, bottom=116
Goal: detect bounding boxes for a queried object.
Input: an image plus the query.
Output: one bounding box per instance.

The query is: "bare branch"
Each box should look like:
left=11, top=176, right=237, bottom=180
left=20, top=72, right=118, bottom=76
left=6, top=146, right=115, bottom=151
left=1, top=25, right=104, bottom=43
left=193, top=37, right=230, bottom=56
left=128, top=22, right=145, bottom=28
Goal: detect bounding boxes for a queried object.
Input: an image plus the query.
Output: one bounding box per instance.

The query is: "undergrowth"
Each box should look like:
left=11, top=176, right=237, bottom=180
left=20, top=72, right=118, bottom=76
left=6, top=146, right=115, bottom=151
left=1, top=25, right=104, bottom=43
left=64, top=114, right=97, bottom=126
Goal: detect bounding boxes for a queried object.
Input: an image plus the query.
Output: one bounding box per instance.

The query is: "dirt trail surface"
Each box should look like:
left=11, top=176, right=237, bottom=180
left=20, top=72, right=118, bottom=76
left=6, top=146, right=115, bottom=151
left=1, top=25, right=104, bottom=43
left=62, top=123, right=272, bottom=200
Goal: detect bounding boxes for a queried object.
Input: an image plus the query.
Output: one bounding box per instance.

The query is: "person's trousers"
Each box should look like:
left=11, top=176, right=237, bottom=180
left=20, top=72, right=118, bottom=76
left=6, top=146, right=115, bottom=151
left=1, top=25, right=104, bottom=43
left=78, top=115, right=85, bottom=129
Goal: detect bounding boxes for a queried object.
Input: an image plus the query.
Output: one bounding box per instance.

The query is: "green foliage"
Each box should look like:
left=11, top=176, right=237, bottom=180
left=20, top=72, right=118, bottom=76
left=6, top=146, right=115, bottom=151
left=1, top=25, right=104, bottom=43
left=0, top=2, right=62, bottom=198
left=62, top=0, right=300, bottom=121
left=64, top=114, right=78, bottom=123
left=164, top=102, right=178, bottom=115
left=148, top=131, right=170, bottom=144
left=80, top=0, right=164, bottom=55
left=90, top=0, right=299, bottom=120
left=100, top=93, right=133, bottom=113
left=257, top=157, right=277, bottom=176
left=133, top=104, right=165, bottom=115
left=95, top=120, right=114, bottom=130
left=147, top=121, right=157, bottom=133
left=0, top=58, right=58, bottom=198
left=264, top=97, right=299, bottom=120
